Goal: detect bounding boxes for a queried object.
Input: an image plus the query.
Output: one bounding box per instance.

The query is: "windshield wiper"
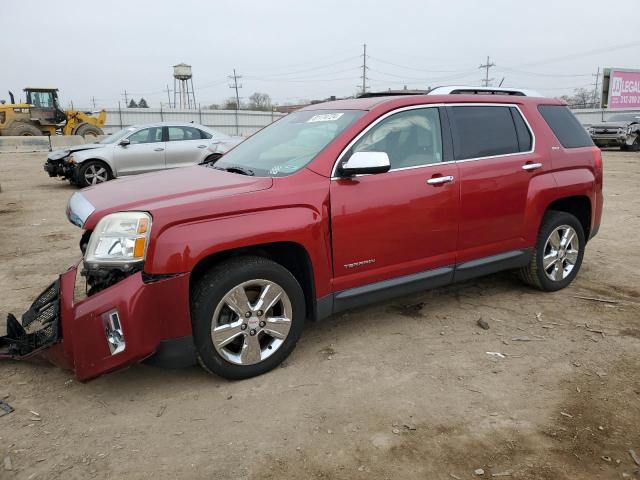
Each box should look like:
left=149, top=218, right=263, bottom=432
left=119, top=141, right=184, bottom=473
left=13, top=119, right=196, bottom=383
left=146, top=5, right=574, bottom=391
left=212, top=165, right=255, bottom=176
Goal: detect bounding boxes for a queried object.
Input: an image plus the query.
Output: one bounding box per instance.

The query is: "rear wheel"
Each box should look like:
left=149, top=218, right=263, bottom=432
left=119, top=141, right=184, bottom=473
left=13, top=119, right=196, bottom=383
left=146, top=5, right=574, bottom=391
left=518, top=210, right=585, bottom=291
left=76, top=160, right=112, bottom=187
left=191, top=256, right=305, bottom=380
left=6, top=122, right=42, bottom=136
left=74, top=123, right=103, bottom=138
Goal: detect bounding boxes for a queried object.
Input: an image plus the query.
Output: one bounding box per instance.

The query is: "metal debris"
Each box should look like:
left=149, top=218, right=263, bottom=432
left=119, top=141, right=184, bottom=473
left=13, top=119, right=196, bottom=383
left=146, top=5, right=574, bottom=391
left=629, top=449, right=640, bottom=466
left=477, top=318, right=490, bottom=330
left=0, top=400, right=13, bottom=417
left=560, top=411, right=573, bottom=418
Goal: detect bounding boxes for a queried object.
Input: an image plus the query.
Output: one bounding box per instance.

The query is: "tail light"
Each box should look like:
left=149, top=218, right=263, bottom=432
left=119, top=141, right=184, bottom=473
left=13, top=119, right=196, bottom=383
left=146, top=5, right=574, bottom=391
left=592, top=147, right=603, bottom=189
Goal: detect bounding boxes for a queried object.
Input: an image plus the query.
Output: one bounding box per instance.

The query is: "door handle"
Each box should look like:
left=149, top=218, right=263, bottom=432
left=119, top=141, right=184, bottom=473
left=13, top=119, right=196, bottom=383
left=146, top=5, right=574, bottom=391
left=153, top=147, right=164, bottom=152
left=522, top=162, right=542, bottom=171
left=197, top=145, right=207, bottom=148
left=427, top=175, right=454, bottom=185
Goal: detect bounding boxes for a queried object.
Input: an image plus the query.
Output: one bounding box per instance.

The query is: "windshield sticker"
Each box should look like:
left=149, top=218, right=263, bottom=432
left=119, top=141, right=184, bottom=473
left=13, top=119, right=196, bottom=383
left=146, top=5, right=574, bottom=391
left=307, top=113, right=344, bottom=123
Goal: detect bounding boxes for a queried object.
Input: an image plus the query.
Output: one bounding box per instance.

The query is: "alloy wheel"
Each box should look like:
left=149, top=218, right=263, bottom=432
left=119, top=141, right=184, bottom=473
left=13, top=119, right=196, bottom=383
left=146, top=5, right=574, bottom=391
left=84, top=165, right=108, bottom=185
left=542, top=225, right=579, bottom=281
left=211, top=279, right=293, bottom=365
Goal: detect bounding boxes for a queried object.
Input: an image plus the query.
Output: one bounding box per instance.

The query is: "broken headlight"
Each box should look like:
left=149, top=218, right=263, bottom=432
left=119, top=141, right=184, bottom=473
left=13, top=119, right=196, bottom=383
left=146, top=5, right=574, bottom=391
left=84, top=212, right=152, bottom=269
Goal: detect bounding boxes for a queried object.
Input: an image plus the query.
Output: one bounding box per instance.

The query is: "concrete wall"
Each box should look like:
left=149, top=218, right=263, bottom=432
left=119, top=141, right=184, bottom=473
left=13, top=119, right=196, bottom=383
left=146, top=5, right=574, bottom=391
left=0, top=135, right=101, bottom=153
left=101, top=107, right=284, bottom=135
left=571, top=108, right=640, bottom=125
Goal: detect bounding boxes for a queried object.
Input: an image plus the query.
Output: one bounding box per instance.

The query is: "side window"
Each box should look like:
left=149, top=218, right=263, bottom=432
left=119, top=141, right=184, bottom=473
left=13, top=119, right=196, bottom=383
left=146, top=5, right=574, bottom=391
left=351, top=108, right=443, bottom=169
left=127, top=127, right=162, bottom=144
left=449, top=106, right=520, bottom=160
left=538, top=105, right=593, bottom=148
left=168, top=126, right=202, bottom=141
left=199, top=129, right=213, bottom=140
left=510, top=107, right=533, bottom=152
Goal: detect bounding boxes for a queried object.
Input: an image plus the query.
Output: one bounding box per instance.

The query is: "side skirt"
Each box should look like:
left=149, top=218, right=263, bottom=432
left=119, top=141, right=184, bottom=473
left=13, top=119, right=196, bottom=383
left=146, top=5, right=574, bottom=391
left=315, top=249, right=532, bottom=320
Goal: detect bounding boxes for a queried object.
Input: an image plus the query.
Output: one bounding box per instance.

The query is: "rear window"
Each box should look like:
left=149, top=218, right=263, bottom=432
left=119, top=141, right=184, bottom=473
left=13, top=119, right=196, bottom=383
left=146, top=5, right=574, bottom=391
left=538, top=105, right=593, bottom=148
left=448, top=106, right=524, bottom=160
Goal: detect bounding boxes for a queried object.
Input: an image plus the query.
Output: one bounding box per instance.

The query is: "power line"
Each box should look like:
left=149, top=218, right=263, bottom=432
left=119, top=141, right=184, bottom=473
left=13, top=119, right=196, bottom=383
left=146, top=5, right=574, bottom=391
left=479, top=56, right=496, bottom=87
left=368, top=55, right=475, bottom=74
left=514, top=40, right=640, bottom=68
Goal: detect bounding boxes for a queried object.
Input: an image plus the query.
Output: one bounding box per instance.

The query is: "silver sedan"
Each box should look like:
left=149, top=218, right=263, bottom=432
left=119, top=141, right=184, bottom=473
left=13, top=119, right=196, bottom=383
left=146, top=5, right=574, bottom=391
left=44, top=122, right=243, bottom=187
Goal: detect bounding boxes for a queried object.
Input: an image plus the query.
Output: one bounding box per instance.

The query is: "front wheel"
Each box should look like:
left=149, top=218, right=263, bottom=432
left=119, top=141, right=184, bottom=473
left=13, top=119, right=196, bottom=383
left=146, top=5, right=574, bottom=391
left=191, top=256, right=305, bottom=380
left=76, top=160, right=112, bottom=187
left=518, top=210, right=585, bottom=291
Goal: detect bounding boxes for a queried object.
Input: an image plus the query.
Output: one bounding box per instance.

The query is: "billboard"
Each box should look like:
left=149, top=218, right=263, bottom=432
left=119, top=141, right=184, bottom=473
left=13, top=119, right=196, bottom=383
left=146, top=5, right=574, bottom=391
left=602, top=68, right=640, bottom=109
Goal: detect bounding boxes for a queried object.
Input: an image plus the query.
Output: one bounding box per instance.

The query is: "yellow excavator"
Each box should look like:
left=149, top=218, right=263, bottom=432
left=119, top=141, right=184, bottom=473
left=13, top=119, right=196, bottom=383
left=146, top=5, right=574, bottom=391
left=0, top=88, right=106, bottom=137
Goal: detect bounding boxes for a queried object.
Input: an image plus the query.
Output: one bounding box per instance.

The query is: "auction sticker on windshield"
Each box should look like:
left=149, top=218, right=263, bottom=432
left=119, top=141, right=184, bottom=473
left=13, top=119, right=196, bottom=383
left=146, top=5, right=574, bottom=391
left=307, top=113, right=344, bottom=123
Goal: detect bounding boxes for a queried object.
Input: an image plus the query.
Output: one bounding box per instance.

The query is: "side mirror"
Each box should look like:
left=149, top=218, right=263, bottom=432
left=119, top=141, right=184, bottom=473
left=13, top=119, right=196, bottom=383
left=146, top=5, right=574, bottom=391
left=339, top=151, right=391, bottom=177
left=119, top=138, right=130, bottom=146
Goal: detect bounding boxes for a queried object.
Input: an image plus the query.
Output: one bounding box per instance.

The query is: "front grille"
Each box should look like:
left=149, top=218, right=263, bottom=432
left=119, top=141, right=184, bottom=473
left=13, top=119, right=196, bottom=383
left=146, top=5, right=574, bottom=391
left=1, top=281, right=60, bottom=356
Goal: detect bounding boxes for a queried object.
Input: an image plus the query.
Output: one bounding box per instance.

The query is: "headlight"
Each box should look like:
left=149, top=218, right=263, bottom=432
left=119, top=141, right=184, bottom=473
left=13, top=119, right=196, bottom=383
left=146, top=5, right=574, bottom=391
left=84, top=212, right=152, bottom=267
left=67, top=154, right=76, bottom=164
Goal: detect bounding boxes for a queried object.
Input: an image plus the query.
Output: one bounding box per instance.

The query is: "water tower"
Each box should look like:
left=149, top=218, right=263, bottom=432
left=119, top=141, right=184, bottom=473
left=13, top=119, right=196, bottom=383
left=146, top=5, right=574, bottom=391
left=173, top=63, right=196, bottom=109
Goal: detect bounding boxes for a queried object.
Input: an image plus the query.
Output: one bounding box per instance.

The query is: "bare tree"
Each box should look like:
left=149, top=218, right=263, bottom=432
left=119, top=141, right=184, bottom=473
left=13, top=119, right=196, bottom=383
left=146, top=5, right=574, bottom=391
left=560, top=88, right=597, bottom=109
left=223, top=97, right=239, bottom=110
left=248, top=92, right=272, bottom=111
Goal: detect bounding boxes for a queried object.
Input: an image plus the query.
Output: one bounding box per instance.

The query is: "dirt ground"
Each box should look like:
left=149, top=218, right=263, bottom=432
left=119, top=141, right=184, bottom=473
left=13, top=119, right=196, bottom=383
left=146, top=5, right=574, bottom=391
left=0, top=151, right=639, bottom=480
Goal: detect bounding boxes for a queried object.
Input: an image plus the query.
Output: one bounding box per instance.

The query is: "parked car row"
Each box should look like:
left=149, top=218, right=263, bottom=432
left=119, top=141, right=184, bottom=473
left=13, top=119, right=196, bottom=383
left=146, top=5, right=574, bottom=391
left=2, top=87, right=603, bottom=383
left=44, top=122, right=243, bottom=187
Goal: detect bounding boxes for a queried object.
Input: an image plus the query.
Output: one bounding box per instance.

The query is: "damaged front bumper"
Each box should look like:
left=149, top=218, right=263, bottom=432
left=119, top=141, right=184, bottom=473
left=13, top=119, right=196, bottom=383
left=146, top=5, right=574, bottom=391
left=44, top=159, right=76, bottom=180
left=0, top=264, right=196, bottom=381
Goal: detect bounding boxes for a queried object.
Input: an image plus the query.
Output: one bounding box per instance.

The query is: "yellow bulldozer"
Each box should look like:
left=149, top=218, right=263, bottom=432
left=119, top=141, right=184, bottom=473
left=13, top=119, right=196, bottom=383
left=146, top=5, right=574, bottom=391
left=0, top=88, right=106, bottom=137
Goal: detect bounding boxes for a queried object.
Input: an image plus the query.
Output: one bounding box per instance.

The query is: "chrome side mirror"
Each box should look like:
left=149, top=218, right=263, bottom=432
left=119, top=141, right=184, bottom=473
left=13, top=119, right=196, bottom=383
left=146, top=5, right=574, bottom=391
left=339, top=151, right=391, bottom=177
left=119, top=138, right=130, bottom=146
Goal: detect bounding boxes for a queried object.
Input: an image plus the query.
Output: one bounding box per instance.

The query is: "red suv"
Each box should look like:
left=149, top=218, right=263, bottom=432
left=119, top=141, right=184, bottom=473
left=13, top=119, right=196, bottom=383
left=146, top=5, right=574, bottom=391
left=1, top=88, right=603, bottom=381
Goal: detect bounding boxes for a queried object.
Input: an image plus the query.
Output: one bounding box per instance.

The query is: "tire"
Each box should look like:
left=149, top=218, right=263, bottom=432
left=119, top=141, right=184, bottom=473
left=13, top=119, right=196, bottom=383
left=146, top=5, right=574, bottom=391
left=629, top=135, right=640, bottom=152
left=191, top=256, right=306, bottom=380
left=76, top=160, right=112, bottom=187
left=518, top=210, right=585, bottom=292
left=6, top=122, right=42, bottom=136
left=74, top=123, right=103, bottom=138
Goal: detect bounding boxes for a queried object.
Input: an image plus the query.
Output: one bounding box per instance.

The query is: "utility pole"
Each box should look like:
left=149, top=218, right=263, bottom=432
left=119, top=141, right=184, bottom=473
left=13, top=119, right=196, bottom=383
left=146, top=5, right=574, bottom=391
left=166, top=85, right=172, bottom=108
left=479, top=56, right=496, bottom=87
left=91, top=96, right=96, bottom=109
left=228, top=69, right=243, bottom=135
left=360, top=43, right=369, bottom=95
left=592, top=67, right=601, bottom=108
left=122, top=89, right=129, bottom=106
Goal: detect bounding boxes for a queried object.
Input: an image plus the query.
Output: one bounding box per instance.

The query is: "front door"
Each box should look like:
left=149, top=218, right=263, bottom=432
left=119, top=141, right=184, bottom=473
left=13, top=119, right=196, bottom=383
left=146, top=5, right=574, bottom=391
left=114, top=126, right=166, bottom=175
left=330, top=106, right=459, bottom=293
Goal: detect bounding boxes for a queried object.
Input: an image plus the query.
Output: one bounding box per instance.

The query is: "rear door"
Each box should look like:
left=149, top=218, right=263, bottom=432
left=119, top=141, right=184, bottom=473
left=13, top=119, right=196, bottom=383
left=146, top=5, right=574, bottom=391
left=113, top=126, right=165, bottom=175
left=448, top=104, right=547, bottom=263
left=164, top=126, right=210, bottom=169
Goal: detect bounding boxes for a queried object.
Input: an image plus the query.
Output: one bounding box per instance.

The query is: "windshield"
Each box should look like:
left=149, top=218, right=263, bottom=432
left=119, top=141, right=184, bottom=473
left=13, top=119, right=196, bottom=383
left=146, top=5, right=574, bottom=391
left=608, top=114, right=640, bottom=122
left=99, top=126, right=138, bottom=144
left=213, top=110, right=363, bottom=176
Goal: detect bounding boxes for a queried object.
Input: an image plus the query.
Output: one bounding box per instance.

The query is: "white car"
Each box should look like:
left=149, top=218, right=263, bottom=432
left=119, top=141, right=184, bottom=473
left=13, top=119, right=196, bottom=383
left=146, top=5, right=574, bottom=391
left=44, top=122, right=243, bottom=187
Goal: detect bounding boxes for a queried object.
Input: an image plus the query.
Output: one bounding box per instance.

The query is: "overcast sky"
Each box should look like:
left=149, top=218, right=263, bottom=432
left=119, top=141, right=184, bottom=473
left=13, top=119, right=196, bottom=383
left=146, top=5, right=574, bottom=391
left=4, top=0, right=640, bottom=108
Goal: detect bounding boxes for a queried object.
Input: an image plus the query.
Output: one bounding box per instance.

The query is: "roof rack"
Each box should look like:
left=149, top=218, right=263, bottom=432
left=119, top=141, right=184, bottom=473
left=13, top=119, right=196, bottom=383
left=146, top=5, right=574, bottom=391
left=427, top=86, right=542, bottom=97
left=357, top=89, right=430, bottom=98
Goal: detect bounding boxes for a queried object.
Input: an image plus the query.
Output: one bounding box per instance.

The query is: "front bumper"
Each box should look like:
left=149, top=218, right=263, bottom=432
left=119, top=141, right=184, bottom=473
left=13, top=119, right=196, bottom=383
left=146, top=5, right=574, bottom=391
left=590, top=134, right=626, bottom=147
left=0, top=264, right=195, bottom=381
left=44, top=159, right=75, bottom=179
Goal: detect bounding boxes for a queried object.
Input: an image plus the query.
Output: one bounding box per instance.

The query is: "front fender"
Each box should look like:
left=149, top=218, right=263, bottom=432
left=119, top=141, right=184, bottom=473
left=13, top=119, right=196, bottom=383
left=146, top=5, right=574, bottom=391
left=144, top=206, right=333, bottom=298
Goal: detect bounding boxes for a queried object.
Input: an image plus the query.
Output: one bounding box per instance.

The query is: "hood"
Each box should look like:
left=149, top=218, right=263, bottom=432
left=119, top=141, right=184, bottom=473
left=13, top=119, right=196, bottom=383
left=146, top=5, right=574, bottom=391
left=589, top=122, right=631, bottom=129
left=70, top=166, right=272, bottom=229
left=48, top=143, right=105, bottom=160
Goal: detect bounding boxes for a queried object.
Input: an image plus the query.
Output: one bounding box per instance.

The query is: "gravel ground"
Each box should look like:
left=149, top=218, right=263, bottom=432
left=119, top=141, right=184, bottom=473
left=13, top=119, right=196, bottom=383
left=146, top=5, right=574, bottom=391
left=0, top=151, right=639, bottom=480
